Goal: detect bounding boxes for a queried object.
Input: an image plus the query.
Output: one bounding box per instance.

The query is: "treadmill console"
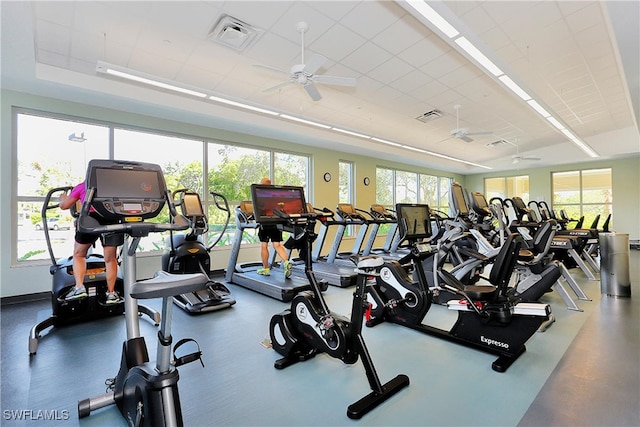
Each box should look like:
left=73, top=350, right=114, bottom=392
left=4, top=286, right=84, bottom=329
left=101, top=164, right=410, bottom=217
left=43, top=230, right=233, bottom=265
left=250, top=184, right=308, bottom=224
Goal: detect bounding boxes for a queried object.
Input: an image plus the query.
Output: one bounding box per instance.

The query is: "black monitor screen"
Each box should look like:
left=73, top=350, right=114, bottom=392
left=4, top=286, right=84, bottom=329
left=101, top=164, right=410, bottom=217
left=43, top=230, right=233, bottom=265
left=396, top=203, right=432, bottom=240
left=182, top=193, right=204, bottom=217
left=451, top=182, right=469, bottom=216
left=250, top=184, right=307, bottom=223
left=94, top=168, right=164, bottom=199
left=85, top=160, right=167, bottom=220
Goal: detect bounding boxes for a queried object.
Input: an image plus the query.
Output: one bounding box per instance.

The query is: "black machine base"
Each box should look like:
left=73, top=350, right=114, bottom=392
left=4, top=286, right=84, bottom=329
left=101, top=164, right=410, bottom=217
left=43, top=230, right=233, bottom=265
left=346, top=374, right=410, bottom=420
left=172, top=281, right=236, bottom=314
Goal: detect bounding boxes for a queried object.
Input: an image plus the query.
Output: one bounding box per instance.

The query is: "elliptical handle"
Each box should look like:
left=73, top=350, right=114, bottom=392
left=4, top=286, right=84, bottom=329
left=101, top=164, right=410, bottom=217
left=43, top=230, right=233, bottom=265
left=41, top=185, right=75, bottom=266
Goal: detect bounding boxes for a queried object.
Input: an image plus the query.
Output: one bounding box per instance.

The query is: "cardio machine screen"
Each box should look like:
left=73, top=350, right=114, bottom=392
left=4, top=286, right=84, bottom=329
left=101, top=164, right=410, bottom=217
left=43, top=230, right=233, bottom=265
left=86, top=160, right=167, bottom=220
left=182, top=193, right=204, bottom=217
left=250, top=184, right=307, bottom=224
left=396, top=203, right=432, bottom=240
left=450, top=182, right=469, bottom=216
left=94, top=168, right=164, bottom=199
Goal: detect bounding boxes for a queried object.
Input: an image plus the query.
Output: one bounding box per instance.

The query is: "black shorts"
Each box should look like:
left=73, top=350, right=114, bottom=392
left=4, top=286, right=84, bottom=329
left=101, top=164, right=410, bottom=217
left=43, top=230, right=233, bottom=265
left=258, top=225, right=283, bottom=243
left=75, top=213, right=124, bottom=247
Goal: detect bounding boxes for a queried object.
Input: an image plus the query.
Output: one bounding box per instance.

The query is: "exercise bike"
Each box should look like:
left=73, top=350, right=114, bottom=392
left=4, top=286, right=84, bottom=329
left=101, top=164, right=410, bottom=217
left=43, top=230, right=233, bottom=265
left=162, top=189, right=236, bottom=314
left=255, top=183, right=409, bottom=419
left=76, top=160, right=208, bottom=427
left=29, top=187, right=159, bottom=355
left=366, top=203, right=552, bottom=372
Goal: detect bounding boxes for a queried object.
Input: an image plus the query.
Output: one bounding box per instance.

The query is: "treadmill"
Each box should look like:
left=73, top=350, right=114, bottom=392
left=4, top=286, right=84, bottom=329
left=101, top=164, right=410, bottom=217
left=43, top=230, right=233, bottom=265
left=224, top=187, right=317, bottom=302
left=360, top=204, right=409, bottom=261
left=312, top=203, right=371, bottom=267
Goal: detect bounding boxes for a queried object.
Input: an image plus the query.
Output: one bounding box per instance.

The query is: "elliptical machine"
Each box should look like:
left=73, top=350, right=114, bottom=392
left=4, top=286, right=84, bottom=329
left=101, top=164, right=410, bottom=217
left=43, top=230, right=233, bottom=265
left=162, top=189, right=235, bottom=314
left=29, top=186, right=159, bottom=355
left=366, top=203, right=552, bottom=372
left=77, top=160, right=208, bottom=426
left=254, top=183, right=409, bottom=419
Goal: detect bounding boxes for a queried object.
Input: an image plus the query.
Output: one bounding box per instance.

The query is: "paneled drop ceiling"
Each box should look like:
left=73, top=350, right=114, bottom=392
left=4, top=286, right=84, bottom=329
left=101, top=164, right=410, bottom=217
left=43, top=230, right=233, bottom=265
left=1, top=1, right=638, bottom=174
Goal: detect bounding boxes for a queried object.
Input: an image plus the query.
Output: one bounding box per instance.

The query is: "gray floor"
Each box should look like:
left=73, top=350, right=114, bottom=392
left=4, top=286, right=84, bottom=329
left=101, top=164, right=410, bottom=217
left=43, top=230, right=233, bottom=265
left=1, top=250, right=639, bottom=426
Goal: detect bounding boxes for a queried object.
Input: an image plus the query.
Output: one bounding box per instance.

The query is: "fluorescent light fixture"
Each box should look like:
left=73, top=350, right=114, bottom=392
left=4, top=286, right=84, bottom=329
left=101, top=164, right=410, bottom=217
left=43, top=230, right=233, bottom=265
left=331, top=127, right=371, bottom=139
left=209, top=95, right=278, bottom=115
left=96, top=61, right=496, bottom=168
left=97, top=61, right=208, bottom=98
left=405, top=1, right=459, bottom=38
left=560, top=129, right=599, bottom=157
left=455, top=37, right=503, bottom=76
left=402, top=145, right=427, bottom=153
left=279, top=114, right=331, bottom=129
left=527, top=100, right=551, bottom=117
left=546, top=116, right=565, bottom=130
left=423, top=149, right=493, bottom=169
left=498, top=75, right=531, bottom=101
left=372, top=137, right=403, bottom=147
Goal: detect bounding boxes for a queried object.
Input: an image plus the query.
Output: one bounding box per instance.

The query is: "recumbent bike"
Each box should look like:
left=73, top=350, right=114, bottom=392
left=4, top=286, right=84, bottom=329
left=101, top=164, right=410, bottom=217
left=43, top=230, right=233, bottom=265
left=365, top=203, right=552, bottom=373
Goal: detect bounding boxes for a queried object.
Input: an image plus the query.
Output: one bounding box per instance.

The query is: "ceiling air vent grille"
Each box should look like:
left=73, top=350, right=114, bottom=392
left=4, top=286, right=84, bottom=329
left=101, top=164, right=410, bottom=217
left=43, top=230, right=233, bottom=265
left=415, top=109, right=443, bottom=123
left=209, top=15, right=262, bottom=52
left=486, top=139, right=511, bottom=148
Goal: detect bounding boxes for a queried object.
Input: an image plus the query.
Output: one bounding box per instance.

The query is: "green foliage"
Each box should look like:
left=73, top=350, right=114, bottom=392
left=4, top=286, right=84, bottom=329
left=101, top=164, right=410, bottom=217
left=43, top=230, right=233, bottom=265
left=208, top=149, right=269, bottom=201
left=18, top=249, right=46, bottom=261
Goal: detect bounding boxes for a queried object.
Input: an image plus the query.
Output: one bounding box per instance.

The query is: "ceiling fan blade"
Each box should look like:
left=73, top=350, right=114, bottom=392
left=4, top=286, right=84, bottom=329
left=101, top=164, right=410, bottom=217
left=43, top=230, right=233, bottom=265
left=459, top=135, right=474, bottom=143
left=263, top=80, right=295, bottom=93
left=253, top=63, right=290, bottom=77
left=303, top=54, right=327, bottom=75
left=313, top=74, right=357, bottom=87
left=303, top=82, right=322, bottom=101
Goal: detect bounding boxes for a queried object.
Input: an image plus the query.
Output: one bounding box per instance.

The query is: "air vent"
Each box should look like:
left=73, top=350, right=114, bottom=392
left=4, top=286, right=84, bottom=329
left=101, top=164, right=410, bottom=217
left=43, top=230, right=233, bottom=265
left=209, top=15, right=262, bottom=51
left=415, top=109, right=443, bottom=123
left=486, top=139, right=511, bottom=148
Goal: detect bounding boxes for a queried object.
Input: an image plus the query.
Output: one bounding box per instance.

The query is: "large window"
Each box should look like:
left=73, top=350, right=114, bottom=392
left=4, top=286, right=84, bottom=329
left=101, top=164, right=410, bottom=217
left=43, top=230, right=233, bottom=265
left=485, top=175, right=529, bottom=201
left=338, top=161, right=353, bottom=204
left=14, top=110, right=309, bottom=264
left=16, top=113, right=110, bottom=263
left=339, top=161, right=355, bottom=236
left=376, top=167, right=451, bottom=213
left=552, top=168, right=612, bottom=228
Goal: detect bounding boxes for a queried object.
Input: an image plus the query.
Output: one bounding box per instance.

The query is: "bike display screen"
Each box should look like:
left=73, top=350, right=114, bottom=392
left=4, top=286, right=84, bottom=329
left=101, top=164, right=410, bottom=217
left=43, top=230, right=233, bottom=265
left=250, top=184, right=307, bottom=223
left=395, top=203, right=432, bottom=240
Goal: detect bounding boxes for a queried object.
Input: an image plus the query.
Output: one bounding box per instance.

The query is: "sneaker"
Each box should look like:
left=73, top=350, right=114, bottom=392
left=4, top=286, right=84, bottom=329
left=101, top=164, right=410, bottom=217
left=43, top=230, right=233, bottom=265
left=105, top=291, right=122, bottom=305
left=284, top=261, right=293, bottom=279
left=65, top=286, right=87, bottom=300
left=256, top=268, right=271, bottom=276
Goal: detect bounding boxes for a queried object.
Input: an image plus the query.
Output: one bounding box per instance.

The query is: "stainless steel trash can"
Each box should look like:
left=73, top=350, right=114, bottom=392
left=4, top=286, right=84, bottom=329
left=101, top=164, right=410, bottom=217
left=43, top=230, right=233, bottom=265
left=599, top=232, right=631, bottom=297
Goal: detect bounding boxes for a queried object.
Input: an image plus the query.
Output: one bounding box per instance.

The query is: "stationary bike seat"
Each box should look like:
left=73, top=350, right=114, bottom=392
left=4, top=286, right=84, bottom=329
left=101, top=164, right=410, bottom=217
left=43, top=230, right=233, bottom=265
left=130, top=271, right=208, bottom=300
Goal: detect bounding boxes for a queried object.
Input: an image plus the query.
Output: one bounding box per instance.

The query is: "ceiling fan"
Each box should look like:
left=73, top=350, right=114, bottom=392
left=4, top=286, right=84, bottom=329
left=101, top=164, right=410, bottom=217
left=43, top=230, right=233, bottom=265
left=511, top=143, right=541, bottom=164
left=253, top=21, right=356, bottom=101
left=448, top=104, right=493, bottom=142
left=512, top=155, right=541, bottom=164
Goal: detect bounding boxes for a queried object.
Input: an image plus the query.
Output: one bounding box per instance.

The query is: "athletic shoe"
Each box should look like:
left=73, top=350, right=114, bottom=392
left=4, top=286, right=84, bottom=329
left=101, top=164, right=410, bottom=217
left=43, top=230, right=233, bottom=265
left=284, top=261, right=293, bottom=279
left=257, top=268, right=271, bottom=276
left=65, top=286, right=87, bottom=300
left=105, top=291, right=122, bottom=305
